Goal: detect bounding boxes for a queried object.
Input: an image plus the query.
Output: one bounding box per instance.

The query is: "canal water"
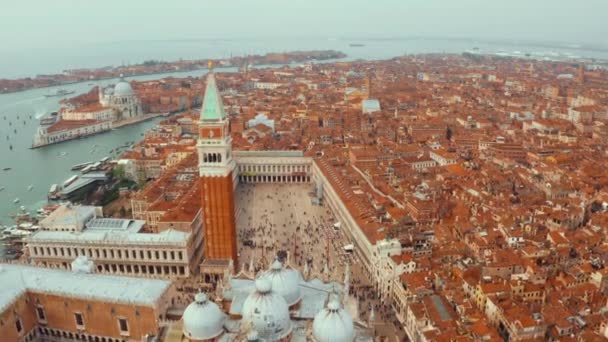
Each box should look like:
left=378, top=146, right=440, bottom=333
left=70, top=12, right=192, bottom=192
left=0, top=69, right=223, bottom=226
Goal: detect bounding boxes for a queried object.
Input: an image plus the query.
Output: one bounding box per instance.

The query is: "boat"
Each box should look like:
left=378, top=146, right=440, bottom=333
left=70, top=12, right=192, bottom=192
left=48, top=184, right=58, bottom=194
left=27, top=185, right=34, bottom=191
left=3, top=167, right=11, bottom=171
left=81, top=165, right=94, bottom=174
left=39, top=112, right=58, bottom=126
left=71, top=161, right=94, bottom=171
left=349, top=43, right=365, bottom=47
left=18, top=223, right=35, bottom=230
left=63, top=175, right=79, bottom=188
left=44, top=89, right=75, bottom=98
left=0, top=186, right=4, bottom=191
left=10, top=229, right=32, bottom=237
left=13, top=198, right=20, bottom=204
left=59, top=151, right=69, bottom=156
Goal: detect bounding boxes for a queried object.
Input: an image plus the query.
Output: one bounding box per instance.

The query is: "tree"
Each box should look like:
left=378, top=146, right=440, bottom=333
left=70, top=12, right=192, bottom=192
left=137, top=170, right=147, bottom=189
left=112, top=164, right=126, bottom=181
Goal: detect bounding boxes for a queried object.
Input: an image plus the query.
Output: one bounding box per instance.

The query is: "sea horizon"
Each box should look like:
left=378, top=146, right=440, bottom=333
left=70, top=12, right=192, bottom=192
left=3, top=35, right=608, bottom=79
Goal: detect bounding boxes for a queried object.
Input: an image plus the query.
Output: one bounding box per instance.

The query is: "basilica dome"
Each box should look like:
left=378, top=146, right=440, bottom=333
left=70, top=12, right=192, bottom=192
left=241, top=278, right=292, bottom=341
left=260, top=260, right=302, bottom=306
left=312, top=298, right=355, bottom=342
left=182, top=292, right=226, bottom=340
left=114, top=76, right=134, bottom=96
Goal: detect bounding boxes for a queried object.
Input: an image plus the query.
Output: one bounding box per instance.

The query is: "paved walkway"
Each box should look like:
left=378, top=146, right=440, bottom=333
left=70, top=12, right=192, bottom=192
left=234, top=183, right=406, bottom=340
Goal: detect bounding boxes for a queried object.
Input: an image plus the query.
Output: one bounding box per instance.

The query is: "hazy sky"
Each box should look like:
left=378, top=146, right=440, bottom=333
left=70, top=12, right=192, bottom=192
left=1, top=0, right=607, bottom=50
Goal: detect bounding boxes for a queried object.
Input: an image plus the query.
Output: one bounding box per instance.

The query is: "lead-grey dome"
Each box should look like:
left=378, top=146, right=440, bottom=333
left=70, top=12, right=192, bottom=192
left=114, top=75, right=134, bottom=96
left=182, top=292, right=225, bottom=340
left=241, top=278, right=292, bottom=341
left=312, top=298, right=355, bottom=342
left=260, top=260, right=302, bottom=306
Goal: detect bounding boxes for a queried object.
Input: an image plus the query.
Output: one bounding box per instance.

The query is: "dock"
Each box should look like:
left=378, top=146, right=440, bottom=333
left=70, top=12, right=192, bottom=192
left=59, top=172, right=108, bottom=199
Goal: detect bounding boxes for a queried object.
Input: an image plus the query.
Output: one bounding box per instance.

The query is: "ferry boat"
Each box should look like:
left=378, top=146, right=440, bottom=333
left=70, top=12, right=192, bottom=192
left=39, top=112, right=58, bottom=126
left=81, top=165, right=95, bottom=174
left=44, top=89, right=75, bottom=98
left=48, top=184, right=59, bottom=200
left=71, top=161, right=94, bottom=171
left=63, top=175, right=78, bottom=188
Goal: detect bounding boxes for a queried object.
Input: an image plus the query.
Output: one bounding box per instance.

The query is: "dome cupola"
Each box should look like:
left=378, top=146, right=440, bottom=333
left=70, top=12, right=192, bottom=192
left=312, top=298, right=355, bottom=342
left=182, top=292, right=226, bottom=341
left=260, top=260, right=302, bottom=306
left=241, top=278, right=292, bottom=341
left=114, top=74, right=134, bottom=96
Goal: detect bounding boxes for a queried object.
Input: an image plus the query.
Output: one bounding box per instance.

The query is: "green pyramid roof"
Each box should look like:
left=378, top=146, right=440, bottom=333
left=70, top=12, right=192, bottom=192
left=200, top=73, right=226, bottom=121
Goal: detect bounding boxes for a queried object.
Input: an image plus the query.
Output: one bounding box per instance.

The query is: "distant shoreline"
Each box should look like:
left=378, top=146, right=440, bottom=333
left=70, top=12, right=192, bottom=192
left=0, top=50, right=347, bottom=95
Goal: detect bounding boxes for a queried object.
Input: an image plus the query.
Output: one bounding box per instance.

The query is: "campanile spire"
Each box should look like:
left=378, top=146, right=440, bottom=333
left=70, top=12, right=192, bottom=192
left=198, top=71, right=238, bottom=263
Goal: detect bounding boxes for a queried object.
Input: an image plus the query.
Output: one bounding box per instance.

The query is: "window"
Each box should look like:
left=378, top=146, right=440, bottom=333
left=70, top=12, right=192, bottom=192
left=36, top=306, right=46, bottom=323
left=15, top=318, right=22, bottom=334
left=74, top=312, right=84, bottom=329
left=118, top=318, right=129, bottom=335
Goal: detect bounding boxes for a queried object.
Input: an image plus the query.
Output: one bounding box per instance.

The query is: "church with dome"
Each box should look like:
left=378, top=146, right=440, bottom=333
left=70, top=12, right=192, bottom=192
left=98, top=75, right=143, bottom=121
left=179, top=258, right=373, bottom=342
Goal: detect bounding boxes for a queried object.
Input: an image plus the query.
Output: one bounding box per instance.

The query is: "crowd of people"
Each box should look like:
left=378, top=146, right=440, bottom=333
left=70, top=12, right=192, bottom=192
left=234, top=183, right=405, bottom=339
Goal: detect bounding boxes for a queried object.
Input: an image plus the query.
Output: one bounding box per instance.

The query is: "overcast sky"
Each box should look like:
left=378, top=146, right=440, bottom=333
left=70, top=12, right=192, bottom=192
left=1, top=0, right=606, bottom=50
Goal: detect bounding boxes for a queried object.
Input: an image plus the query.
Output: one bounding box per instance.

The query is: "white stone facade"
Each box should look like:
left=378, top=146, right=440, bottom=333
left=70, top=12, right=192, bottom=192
left=27, top=237, right=193, bottom=278
left=99, top=77, right=142, bottom=120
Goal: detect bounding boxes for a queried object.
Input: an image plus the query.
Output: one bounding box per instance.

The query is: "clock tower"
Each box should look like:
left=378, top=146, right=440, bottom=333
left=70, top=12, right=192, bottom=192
left=198, top=70, right=238, bottom=263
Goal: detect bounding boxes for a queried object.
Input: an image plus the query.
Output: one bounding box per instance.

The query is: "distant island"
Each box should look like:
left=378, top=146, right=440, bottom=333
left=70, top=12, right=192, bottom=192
left=0, top=50, right=346, bottom=94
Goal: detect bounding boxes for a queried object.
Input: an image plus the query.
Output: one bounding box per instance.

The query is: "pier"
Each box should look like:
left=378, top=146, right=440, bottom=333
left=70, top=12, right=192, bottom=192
left=59, top=173, right=108, bottom=199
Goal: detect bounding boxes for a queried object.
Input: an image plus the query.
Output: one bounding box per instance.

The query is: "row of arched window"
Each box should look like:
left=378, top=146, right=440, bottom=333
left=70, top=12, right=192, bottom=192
left=203, top=153, right=222, bottom=163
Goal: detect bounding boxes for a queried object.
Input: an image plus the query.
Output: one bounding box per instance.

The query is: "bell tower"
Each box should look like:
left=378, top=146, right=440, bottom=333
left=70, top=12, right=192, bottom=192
left=198, top=68, right=238, bottom=263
